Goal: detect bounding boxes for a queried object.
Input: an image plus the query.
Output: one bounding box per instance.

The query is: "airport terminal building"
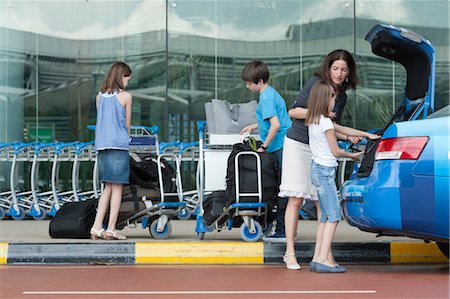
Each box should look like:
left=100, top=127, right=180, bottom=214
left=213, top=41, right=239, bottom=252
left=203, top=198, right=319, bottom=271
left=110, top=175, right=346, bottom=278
left=0, top=1, right=449, bottom=189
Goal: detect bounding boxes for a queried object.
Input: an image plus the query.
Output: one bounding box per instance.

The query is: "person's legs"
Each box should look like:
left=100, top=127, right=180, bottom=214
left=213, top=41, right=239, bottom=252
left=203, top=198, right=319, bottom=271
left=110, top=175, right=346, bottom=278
left=106, top=183, right=123, bottom=231
left=312, top=200, right=323, bottom=262
left=272, top=148, right=287, bottom=237
left=318, top=221, right=338, bottom=267
left=310, top=162, right=344, bottom=271
left=91, top=183, right=112, bottom=231
left=274, top=196, right=287, bottom=236
left=103, top=183, right=126, bottom=240
left=283, top=196, right=302, bottom=266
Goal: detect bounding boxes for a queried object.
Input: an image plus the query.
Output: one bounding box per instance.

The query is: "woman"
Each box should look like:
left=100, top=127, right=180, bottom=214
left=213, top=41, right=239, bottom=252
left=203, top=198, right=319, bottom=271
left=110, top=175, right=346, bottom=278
left=279, top=49, right=360, bottom=270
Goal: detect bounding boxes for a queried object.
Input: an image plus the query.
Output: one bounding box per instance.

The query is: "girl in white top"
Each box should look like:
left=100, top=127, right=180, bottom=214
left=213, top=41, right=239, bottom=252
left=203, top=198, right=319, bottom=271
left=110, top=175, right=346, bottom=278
left=305, top=80, right=379, bottom=273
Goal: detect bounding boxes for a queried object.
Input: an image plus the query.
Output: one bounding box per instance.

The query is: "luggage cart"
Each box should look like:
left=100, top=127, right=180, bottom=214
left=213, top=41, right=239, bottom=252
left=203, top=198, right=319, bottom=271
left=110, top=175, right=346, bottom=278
left=27, top=142, right=59, bottom=219
left=7, top=142, right=43, bottom=220
left=50, top=142, right=79, bottom=209
left=132, top=127, right=187, bottom=238
left=195, top=121, right=267, bottom=242
left=70, top=141, right=98, bottom=202
left=176, top=141, right=200, bottom=219
left=142, top=152, right=187, bottom=238
left=0, top=142, right=18, bottom=220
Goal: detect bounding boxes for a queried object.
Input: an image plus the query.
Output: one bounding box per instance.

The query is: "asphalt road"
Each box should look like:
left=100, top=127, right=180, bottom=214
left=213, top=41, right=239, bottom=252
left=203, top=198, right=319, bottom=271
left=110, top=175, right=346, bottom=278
left=1, top=264, right=448, bottom=299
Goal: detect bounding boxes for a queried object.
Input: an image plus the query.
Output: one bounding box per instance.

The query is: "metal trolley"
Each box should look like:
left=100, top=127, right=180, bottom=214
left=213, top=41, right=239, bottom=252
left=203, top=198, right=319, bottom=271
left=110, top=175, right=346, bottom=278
left=195, top=121, right=267, bottom=242
left=91, top=125, right=187, bottom=239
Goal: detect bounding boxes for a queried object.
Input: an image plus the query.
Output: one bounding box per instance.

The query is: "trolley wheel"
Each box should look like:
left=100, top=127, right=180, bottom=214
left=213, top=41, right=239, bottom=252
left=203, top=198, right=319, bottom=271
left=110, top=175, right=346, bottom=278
left=177, top=208, right=191, bottom=220
left=32, top=208, right=47, bottom=220
left=11, top=207, right=26, bottom=220
left=149, top=220, right=172, bottom=239
left=0, top=207, right=5, bottom=220
left=240, top=221, right=263, bottom=242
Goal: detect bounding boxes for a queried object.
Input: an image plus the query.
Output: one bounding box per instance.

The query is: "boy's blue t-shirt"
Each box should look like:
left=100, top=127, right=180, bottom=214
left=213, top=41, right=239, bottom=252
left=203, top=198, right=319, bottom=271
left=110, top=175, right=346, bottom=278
left=256, top=86, right=292, bottom=153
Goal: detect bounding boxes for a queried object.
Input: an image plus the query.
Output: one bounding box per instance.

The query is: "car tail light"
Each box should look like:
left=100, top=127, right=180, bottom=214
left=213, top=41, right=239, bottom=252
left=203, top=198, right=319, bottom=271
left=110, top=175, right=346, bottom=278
left=375, top=137, right=429, bottom=160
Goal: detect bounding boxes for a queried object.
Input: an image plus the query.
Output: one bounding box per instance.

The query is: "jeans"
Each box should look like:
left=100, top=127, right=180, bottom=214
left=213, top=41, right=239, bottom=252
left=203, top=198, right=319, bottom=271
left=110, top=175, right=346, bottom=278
left=310, top=161, right=342, bottom=223
left=271, top=148, right=287, bottom=235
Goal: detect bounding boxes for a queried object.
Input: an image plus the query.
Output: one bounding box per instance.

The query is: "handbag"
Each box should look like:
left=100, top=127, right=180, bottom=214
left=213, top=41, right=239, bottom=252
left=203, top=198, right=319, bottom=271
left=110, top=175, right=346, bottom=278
left=205, top=99, right=258, bottom=134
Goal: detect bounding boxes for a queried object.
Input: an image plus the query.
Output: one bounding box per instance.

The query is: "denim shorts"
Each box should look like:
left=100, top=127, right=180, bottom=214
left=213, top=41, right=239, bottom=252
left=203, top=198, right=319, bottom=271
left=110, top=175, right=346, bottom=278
left=97, top=149, right=130, bottom=184
left=310, top=161, right=342, bottom=223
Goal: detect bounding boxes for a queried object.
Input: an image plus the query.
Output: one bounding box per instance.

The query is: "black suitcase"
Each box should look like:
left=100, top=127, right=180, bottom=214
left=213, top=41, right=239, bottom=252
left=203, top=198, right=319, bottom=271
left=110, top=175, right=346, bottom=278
left=49, top=199, right=97, bottom=239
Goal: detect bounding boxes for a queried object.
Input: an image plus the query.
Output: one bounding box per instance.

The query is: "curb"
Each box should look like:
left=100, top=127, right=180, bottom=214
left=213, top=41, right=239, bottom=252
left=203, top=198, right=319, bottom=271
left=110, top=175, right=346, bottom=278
left=1, top=241, right=447, bottom=265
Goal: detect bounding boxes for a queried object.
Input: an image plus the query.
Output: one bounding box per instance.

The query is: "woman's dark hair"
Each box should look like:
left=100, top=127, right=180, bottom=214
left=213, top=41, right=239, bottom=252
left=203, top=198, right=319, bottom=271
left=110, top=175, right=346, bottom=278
left=101, top=62, right=132, bottom=93
left=315, top=49, right=358, bottom=92
left=241, top=60, right=270, bottom=84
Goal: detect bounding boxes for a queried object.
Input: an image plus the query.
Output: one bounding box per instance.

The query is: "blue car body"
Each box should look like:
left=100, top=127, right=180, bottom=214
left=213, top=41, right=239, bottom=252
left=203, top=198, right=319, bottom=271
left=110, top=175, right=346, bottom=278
left=341, top=24, right=449, bottom=253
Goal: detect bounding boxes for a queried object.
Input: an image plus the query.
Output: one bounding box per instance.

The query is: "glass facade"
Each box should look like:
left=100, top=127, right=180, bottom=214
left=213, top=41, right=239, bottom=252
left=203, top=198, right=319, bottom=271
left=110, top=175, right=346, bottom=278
left=1, top=0, right=449, bottom=189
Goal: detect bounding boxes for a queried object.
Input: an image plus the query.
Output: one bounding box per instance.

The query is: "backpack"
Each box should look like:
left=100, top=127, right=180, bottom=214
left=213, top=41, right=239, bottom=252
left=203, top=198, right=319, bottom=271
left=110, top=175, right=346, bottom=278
left=129, top=152, right=176, bottom=193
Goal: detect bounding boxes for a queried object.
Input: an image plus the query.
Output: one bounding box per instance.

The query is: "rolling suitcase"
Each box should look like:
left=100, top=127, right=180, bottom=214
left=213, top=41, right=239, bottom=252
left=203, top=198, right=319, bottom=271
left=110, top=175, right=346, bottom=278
left=49, top=199, right=97, bottom=238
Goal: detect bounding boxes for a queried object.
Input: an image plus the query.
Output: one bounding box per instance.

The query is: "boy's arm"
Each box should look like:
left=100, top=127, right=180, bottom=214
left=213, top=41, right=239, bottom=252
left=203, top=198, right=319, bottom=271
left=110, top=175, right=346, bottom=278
left=258, top=116, right=280, bottom=153
left=240, top=123, right=258, bottom=135
left=325, top=129, right=364, bottom=160
left=333, top=123, right=380, bottom=140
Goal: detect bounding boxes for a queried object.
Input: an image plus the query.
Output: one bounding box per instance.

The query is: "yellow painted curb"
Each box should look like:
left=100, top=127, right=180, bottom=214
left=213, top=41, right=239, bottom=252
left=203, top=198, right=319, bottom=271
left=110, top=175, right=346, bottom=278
left=136, top=242, right=263, bottom=264
left=0, top=242, right=8, bottom=264
left=391, top=242, right=448, bottom=263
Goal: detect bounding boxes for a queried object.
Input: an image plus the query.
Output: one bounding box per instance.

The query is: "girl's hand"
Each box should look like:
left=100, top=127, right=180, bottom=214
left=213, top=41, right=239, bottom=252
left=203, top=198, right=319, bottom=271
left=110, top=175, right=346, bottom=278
left=349, top=151, right=364, bottom=161
left=348, top=136, right=362, bottom=144
left=367, top=133, right=381, bottom=140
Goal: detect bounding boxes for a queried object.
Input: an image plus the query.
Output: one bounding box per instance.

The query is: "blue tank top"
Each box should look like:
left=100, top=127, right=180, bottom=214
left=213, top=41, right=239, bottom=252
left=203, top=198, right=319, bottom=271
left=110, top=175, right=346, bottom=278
left=95, top=92, right=129, bottom=151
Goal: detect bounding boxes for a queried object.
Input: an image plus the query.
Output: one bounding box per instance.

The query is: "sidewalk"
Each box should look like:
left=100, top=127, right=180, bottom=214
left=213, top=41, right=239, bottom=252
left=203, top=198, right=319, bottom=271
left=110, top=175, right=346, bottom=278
left=0, top=219, right=447, bottom=265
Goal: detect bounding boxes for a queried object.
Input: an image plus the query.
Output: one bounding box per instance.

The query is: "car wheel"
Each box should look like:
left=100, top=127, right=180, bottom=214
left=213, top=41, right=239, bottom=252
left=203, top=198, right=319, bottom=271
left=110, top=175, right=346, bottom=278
left=436, top=242, right=449, bottom=258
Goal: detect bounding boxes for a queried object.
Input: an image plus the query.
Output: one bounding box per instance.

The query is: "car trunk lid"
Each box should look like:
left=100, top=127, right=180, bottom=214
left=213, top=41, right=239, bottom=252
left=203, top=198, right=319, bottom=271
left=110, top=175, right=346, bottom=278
left=356, top=24, right=436, bottom=177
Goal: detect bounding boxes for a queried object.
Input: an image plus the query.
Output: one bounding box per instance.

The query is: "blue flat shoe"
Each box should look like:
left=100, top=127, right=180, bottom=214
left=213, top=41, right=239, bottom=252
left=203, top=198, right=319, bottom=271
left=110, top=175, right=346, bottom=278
left=315, top=262, right=347, bottom=273
left=309, top=261, right=318, bottom=272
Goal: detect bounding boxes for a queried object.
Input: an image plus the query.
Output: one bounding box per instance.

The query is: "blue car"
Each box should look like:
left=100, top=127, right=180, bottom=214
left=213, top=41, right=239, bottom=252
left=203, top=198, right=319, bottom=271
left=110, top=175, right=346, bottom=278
left=341, top=24, right=449, bottom=258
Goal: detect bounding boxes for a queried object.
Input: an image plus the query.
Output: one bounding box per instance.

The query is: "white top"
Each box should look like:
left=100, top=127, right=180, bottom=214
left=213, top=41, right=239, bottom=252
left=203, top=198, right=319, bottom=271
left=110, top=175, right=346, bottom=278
left=308, top=115, right=338, bottom=167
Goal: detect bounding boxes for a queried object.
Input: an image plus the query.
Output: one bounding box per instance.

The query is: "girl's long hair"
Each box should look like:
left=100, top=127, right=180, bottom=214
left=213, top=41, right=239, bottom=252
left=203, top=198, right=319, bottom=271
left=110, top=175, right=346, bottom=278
left=305, top=80, right=332, bottom=125
left=101, top=62, right=132, bottom=93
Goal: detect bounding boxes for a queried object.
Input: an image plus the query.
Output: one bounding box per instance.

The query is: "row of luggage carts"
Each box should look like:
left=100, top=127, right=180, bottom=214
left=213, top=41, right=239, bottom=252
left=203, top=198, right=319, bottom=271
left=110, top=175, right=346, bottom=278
left=0, top=141, right=99, bottom=220
left=0, top=122, right=272, bottom=242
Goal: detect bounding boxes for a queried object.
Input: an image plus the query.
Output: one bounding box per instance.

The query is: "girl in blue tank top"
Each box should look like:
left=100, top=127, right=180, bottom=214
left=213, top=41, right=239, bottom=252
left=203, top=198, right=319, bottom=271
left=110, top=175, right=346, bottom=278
left=90, top=62, right=132, bottom=241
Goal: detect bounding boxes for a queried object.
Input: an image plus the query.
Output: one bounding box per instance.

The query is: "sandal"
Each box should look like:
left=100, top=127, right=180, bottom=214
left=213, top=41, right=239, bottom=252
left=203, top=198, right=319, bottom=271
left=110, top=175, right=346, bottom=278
left=104, top=229, right=126, bottom=240
left=283, top=253, right=301, bottom=270
left=90, top=227, right=105, bottom=240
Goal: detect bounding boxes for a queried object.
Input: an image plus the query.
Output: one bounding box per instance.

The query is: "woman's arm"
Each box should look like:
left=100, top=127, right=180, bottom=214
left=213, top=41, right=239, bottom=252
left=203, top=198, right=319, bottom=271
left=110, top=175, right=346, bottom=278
left=325, top=129, right=364, bottom=160
left=335, top=131, right=348, bottom=141
left=288, top=107, right=308, bottom=119
left=333, top=123, right=379, bottom=140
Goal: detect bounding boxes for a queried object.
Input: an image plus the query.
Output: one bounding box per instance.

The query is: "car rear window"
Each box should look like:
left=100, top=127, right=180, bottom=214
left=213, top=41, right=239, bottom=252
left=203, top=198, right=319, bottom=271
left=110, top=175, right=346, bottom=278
left=427, top=105, right=450, bottom=119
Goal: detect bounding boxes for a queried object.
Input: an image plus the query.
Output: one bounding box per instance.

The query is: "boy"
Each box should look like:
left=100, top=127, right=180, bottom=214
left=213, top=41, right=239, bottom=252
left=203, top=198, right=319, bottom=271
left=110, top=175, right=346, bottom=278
left=240, top=60, right=292, bottom=242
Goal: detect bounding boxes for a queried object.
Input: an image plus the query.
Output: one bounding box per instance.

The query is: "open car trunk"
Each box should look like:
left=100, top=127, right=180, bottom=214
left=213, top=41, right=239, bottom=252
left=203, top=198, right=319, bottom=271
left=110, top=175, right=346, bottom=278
left=356, top=24, right=436, bottom=177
